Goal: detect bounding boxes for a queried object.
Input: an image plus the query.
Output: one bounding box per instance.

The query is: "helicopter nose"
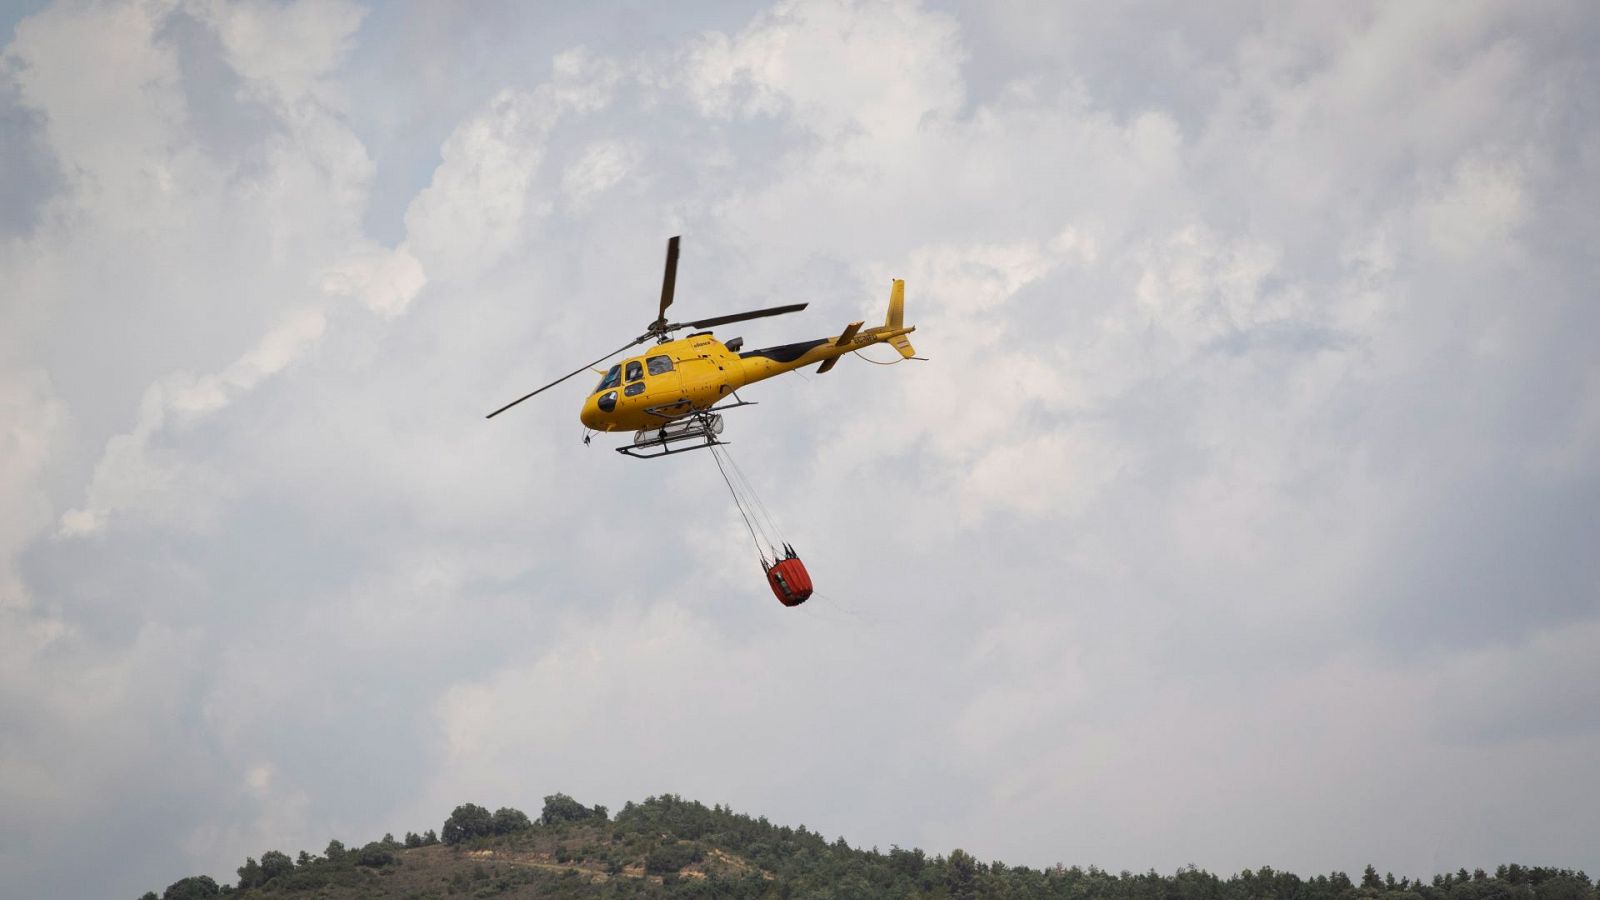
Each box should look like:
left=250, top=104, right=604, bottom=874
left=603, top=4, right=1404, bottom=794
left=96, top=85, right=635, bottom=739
left=580, top=391, right=616, bottom=430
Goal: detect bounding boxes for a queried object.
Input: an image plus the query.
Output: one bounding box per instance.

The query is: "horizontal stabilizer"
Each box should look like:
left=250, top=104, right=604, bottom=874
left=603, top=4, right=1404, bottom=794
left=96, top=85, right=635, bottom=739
left=817, top=320, right=864, bottom=373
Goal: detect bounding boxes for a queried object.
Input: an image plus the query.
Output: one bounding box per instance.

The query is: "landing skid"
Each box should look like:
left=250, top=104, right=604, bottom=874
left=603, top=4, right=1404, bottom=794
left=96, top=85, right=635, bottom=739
left=617, top=412, right=728, bottom=459
left=615, top=396, right=756, bottom=459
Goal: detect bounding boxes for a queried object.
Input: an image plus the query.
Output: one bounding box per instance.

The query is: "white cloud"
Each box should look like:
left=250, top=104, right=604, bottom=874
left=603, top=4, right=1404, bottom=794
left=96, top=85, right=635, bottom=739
left=198, top=0, right=368, bottom=107
left=17, top=0, right=423, bottom=541
left=1134, top=227, right=1297, bottom=351
left=5, top=0, right=188, bottom=210
left=1430, top=618, right=1600, bottom=743
left=402, top=49, right=623, bottom=281
left=5, top=0, right=1600, bottom=894
left=0, top=369, right=62, bottom=608
left=319, top=243, right=427, bottom=317
left=684, top=0, right=963, bottom=141
left=177, top=762, right=314, bottom=874
left=423, top=602, right=768, bottom=818
left=561, top=139, right=640, bottom=209
left=1419, top=155, right=1527, bottom=259
left=959, top=427, right=1122, bottom=525
left=58, top=308, right=326, bottom=537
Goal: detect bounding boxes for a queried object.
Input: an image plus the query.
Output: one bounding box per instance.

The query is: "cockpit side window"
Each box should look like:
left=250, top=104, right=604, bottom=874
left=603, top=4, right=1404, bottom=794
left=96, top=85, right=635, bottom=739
left=595, top=364, right=622, bottom=393
left=625, top=360, right=643, bottom=382
left=647, top=355, right=674, bottom=376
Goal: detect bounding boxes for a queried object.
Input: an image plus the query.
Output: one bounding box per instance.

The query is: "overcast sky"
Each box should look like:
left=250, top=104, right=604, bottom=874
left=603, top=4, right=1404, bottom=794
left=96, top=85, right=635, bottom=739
left=3, top=1, right=1599, bottom=897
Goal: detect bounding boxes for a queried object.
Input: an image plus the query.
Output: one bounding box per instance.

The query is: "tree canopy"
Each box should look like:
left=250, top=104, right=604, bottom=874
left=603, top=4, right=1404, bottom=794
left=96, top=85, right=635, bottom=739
left=441, top=802, right=494, bottom=845
left=541, top=792, right=603, bottom=825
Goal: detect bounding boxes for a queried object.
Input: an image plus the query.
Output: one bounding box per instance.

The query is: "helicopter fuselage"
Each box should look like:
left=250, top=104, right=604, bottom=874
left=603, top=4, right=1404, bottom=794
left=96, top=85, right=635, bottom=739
left=485, top=234, right=920, bottom=434
left=580, top=289, right=916, bottom=434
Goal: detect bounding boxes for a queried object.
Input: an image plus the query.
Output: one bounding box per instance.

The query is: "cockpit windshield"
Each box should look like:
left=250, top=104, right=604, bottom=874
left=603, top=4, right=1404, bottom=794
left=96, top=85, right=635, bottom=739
left=594, top=364, right=622, bottom=394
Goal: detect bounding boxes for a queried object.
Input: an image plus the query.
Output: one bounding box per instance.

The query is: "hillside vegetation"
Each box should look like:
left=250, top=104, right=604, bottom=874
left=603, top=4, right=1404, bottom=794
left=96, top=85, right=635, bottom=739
left=145, top=793, right=1596, bottom=900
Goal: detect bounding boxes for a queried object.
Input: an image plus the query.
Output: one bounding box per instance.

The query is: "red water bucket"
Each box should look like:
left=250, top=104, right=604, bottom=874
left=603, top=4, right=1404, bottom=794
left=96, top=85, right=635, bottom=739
left=765, top=556, right=813, bottom=607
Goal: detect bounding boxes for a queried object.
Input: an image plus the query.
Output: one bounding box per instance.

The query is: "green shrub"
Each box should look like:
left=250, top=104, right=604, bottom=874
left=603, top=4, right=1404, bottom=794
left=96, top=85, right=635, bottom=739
left=161, top=876, right=220, bottom=900
left=646, top=842, right=701, bottom=875
left=541, top=793, right=600, bottom=825
left=259, top=850, right=294, bottom=882
left=356, top=842, right=397, bottom=868
left=442, top=803, right=494, bottom=845
left=492, top=807, right=533, bottom=834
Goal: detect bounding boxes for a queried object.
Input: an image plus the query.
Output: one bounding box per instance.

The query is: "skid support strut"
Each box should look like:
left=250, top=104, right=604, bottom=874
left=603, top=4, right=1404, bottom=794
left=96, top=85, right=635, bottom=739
left=616, top=412, right=726, bottom=459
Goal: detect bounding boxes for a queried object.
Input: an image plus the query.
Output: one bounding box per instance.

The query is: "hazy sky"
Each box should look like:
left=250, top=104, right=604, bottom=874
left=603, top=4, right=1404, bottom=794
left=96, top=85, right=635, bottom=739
left=3, top=1, right=1598, bottom=897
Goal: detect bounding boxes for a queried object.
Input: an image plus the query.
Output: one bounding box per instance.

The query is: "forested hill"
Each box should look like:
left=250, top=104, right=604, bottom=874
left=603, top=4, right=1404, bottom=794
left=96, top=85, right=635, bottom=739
left=145, top=793, right=1596, bottom=900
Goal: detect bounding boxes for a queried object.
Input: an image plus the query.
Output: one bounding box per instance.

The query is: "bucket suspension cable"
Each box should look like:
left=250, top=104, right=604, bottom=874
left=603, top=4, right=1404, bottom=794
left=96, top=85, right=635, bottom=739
left=709, top=443, right=779, bottom=563
left=723, top=445, right=785, bottom=552
left=709, top=442, right=815, bottom=608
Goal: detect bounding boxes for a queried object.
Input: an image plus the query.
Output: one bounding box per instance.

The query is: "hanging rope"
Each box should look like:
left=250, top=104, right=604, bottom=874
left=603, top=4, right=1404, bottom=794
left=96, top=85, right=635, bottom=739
left=710, top=441, right=790, bottom=564
left=710, top=443, right=768, bottom=563
left=723, top=446, right=784, bottom=552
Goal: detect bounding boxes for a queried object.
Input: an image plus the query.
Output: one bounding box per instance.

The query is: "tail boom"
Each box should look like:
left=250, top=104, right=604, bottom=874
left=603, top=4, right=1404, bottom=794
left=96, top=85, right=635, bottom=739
left=733, top=279, right=917, bottom=382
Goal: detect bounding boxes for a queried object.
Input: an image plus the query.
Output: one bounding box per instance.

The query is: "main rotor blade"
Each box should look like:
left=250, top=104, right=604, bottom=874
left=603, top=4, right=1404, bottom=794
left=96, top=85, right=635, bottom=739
left=485, top=337, right=643, bottom=419
left=654, top=235, right=680, bottom=331
left=680, top=302, right=808, bottom=331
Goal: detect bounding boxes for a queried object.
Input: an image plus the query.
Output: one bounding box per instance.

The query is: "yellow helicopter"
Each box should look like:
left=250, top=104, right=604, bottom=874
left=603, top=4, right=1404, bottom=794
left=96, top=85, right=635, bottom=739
left=487, top=236, right=919, bottom=457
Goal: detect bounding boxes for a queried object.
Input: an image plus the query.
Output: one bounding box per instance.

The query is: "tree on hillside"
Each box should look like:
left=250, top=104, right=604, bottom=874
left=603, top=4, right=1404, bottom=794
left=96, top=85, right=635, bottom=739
left=259, top=850, right=294, bottom=882
left=493, top=806, right=534, bottom=834
left=443, top=803, right=495, bottom=844
left=236, top=857, right=262, bottom=889
left=160, top=875, right=219, bottom=900
left=888, top=846, right=926, bottom=879
left=947, top=848, right=979, bottom=900
left=357, top=842, right=397, bottom=867
left=542, top=793, right=598, bottom=825
left=324, top=839, right=346, bottom=861
left=1537, top=874, right=1596, bottom=900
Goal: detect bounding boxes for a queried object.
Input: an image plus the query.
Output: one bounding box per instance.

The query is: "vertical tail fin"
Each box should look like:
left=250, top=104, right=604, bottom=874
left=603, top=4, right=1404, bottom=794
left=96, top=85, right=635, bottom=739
left=860, top=279, right=918, bottom=359
left=885, top=279, right=905, bottom=329
left=885, top=279, right=916, bottom=358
